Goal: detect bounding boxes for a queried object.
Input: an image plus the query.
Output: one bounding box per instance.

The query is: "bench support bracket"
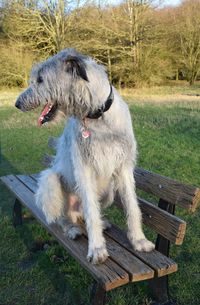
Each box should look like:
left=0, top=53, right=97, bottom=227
left=149, top=199, right=178, bottom=305
left=13, top=199, right=23, bottom=227
left=90, top=282, right=106, bottom=305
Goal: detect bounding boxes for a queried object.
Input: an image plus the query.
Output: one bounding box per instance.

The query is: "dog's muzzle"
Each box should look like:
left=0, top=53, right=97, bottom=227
left=15, top=87, right=40, bottom=112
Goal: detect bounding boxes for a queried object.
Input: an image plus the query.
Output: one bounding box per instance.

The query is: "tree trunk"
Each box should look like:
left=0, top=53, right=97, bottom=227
left=175, top=68, right=179, bottom=81
left=106, top=39, right=112, bottom=82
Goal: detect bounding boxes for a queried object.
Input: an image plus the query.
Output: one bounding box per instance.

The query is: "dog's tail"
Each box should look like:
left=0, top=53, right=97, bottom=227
left=35, top=169, right=65, bottom=224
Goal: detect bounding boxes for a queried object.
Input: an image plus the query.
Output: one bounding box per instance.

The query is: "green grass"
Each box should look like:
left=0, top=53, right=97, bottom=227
left=0, top=89, right=200, bottom=305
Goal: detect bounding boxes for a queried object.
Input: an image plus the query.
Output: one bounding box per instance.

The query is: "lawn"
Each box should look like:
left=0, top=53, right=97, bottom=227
left=0, top=87, right=200, bottom=305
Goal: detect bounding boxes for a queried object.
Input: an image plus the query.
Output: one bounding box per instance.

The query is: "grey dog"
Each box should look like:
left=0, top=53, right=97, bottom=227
left=15, top=48, right=154, bottom=264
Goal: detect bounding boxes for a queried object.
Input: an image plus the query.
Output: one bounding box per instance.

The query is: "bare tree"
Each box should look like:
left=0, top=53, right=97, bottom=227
left=4, top=0, right=78, bottom=56
left=1, top=0, right=199, bottom=88
left=169, top=0, right=200, bottom=85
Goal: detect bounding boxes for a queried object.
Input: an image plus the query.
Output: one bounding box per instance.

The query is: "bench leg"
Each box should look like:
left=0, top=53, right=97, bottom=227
left=149, top=276, right=177, bottom=305
left=149, top=199, right=177, bottom=305
left=13, top=199, right=23, bottom=227
left=90, top=282, right=106, bottom=305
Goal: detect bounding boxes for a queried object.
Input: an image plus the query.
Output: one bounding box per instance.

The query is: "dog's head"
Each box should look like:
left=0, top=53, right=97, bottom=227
left=15, top=49, right=105, bottom=125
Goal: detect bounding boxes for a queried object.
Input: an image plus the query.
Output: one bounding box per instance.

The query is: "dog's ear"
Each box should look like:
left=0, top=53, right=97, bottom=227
left=65, top=56, right=89, bottom=82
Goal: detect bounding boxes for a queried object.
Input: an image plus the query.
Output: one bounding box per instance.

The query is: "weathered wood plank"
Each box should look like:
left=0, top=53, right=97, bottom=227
left=15, top=175, right=176, bottom=278
left=107, top=236, right=154, bottom=282
left=138, top=198, right=186, bottom=245
left=134, top=167, right=200, bottom=212
left=16, top=175, right=155, bottom=282
left=0, top=175, right=129, bottom=291
left=115, top=193, right=186, bottom=245
left=104, top=224, right=178, bottom=277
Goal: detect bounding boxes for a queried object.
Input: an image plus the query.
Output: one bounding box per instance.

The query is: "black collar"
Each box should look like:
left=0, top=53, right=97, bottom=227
left=86, top=84, right=114, bottom=119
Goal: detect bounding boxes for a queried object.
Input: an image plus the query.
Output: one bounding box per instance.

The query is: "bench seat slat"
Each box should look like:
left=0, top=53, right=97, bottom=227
left=16, top=174, right=177, bottom=278
left=16, top=175, right=155, bottom=282
left=106, top=236, right=154, bottom=282
left=0, top=175, right=129, bottom=291
left=134, top=167, right=200, bottom=212
left=104, top=224, right=177, bottom=277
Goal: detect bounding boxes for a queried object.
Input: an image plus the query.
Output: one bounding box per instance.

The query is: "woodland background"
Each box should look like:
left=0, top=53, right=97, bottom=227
left=0, top=0, right=200, bottom=88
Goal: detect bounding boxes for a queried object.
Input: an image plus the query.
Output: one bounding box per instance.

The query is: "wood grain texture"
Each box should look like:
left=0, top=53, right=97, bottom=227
left=114, top=193, right=186, bottom=245
left=138, top=198, right=186, bottom=245
left=134, top=167, right=200, bottom=212
left=106, top=236, right=154, bottom=282
left=104, top=224, right=178, bottom=277
left=0, top=175, right=129, bottom=291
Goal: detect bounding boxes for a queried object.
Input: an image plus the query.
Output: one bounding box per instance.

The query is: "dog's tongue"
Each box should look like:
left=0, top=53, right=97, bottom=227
left=38, top=103, right=53, bottom=126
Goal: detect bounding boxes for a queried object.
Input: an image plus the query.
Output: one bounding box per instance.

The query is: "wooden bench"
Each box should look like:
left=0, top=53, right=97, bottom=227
left=1, top=168, right=200, bottom=305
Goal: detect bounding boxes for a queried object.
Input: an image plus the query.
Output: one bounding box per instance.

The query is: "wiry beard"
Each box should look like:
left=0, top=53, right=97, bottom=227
left=60, top=84, right=95, bottom=120
left=61, top=100, right=90, bottom=120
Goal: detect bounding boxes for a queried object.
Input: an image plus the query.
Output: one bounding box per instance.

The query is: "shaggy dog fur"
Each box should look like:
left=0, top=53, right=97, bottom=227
left=15, top=49, right=154, bottom=264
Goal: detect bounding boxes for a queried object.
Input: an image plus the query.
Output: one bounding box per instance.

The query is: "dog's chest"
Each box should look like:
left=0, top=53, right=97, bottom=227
left=77, top=127, right=132, bottom=172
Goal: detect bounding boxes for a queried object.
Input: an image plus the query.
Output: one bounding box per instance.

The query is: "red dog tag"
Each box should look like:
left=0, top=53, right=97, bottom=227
left=82, top=130, right=91, bottom=139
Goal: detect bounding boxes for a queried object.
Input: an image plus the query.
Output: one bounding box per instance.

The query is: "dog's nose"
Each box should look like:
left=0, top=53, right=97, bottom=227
left=15, top=99, right=21, bottom=109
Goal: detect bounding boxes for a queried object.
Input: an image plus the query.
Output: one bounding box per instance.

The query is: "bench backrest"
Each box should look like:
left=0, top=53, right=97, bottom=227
left=134, top=167, right=200, bottom=212
left=115, top=168, right=200, bottom=246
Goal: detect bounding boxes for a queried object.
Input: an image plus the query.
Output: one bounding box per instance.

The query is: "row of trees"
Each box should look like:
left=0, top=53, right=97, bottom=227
left=0, top=0, right=200, bottom=87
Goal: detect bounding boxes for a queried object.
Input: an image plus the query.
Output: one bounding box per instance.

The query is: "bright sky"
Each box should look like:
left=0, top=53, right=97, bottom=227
left=108, top=0, right=182, bottom=7
left=162, top=0, right=181, bottom=6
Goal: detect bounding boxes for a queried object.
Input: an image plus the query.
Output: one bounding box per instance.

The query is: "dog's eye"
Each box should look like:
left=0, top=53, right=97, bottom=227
left=37, top=76, right=43, bottom=84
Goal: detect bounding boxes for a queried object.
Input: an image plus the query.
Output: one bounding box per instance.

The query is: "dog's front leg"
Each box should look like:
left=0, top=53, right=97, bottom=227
left=75, top=167, right=109, bottom=264
left=118, top=167, right=155, bottom=252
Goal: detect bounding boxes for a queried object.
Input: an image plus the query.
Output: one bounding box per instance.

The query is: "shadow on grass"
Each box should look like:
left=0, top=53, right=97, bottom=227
left=0, top=156, right=82, bottom=305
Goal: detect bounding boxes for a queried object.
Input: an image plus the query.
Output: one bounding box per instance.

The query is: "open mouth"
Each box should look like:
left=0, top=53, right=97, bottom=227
left=38, top=103, right=58, bottom=126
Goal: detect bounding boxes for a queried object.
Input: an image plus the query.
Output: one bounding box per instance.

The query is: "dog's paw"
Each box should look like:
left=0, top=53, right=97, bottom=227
left=66, top=226, right=82, bottom=240
left=87, top=246, right=109, bottom=264
left=131, top=238, right=155, bottom=252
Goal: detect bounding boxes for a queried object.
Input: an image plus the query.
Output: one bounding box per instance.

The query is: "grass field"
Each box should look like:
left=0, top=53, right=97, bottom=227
left=1, top=87, right=200, bottom=305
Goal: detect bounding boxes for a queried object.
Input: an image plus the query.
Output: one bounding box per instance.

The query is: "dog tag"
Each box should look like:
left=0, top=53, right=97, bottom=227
left=82, top=130, right=91, bottom=139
